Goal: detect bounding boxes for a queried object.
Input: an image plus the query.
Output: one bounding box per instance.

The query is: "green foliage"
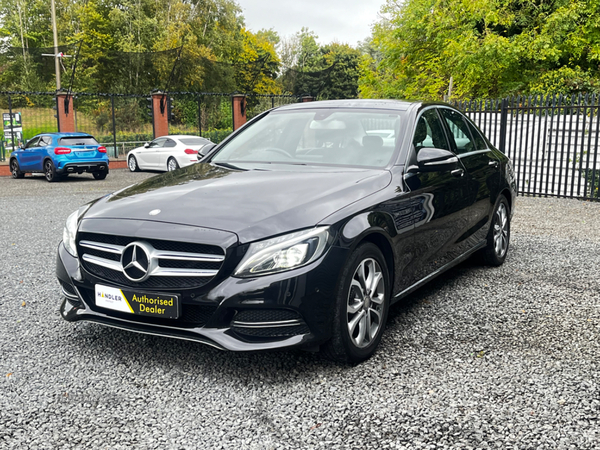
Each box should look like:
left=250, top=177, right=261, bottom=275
left=279, top=29, right=361, bottom=99
left=360, top=0, right=600, bottom=100
left=0, top=0, right=281, bottom=95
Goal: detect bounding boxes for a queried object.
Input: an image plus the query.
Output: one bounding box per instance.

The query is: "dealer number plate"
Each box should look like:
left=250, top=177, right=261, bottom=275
left=95, top=284, right=179, bottom=319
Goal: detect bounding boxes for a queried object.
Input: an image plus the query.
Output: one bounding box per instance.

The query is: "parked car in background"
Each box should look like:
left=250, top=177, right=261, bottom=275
left=127, top=135, right=214, bottom=172
left=10, top=132, right=109, bottom=182
left=57, top=100, right=516, bottom=363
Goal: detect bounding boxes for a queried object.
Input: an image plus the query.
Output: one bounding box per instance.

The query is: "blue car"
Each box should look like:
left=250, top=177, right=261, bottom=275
left=9, top=132, right=109, bottom=182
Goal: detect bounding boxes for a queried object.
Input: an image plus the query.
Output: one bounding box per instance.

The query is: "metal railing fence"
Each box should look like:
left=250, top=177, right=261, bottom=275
left=453, top=94, right=600, bottom=201
left=0, top=91, right=302, bottom=160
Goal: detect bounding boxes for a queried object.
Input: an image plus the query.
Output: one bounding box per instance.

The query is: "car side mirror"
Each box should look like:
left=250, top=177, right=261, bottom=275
left=198, top=143, right=216, bottom=159
left=144, top=142, right=150, bottom=148
left=416, top=148, right=459, bottom=172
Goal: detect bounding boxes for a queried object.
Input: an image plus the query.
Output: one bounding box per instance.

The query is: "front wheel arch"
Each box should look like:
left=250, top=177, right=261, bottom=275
left=323, top=241, right=391, bottom=363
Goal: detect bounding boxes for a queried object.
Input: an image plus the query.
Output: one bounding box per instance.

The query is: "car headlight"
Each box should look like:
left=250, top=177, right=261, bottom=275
left=234, top=227, right=332, bottom=277
left=62, top=204, right=92, bottom=257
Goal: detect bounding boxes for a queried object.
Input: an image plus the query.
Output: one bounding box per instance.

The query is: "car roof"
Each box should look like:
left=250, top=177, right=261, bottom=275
left=162, top=135, right=209, bottom=139
left=275, top=99, right=416, bottom=112
left=38, top=132, right=94, bottom=137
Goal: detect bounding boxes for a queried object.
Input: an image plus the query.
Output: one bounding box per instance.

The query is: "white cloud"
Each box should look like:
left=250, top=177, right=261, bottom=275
left=238, top=0, right=382, bottom=46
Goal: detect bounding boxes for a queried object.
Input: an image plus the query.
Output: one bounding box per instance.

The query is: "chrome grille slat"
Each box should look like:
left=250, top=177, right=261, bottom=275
left=80, top=240, right=125, bottom=254
left=150, top=267, right=219, bottom=277
left=154, top=251, right=224, bottom=262
left=82, top=254, right=123, bottom=272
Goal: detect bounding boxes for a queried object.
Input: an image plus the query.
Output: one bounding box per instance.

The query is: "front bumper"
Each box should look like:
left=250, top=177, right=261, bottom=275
left=56, top=241, right=347, bottom=351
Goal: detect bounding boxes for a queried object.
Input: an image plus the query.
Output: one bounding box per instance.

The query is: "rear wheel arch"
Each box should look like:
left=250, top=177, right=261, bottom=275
left=500, top=188, right=513, bottom=213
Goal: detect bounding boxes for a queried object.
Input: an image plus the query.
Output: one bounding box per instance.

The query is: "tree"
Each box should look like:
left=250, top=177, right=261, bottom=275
left=360, top=0, right=600, bottom=100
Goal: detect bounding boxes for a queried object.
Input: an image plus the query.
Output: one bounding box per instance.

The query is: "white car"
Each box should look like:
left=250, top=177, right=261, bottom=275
left=127, top=135, right=214, bottom=172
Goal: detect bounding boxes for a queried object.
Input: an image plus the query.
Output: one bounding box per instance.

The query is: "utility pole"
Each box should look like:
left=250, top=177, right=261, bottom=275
left=50, top=0, right=60, bottom=90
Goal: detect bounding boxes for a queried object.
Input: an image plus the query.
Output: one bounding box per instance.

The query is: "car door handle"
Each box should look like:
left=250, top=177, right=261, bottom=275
left=489, top=160, right=499, bottom=169
left=451, top=168, right=464, bottom=177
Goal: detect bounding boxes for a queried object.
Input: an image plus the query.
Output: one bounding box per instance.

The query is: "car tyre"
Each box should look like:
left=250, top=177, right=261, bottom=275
left=10, top=159, right=25, bottom=179
left=44, top=160, right=58, bottom=182
left=323, top=242, right=390, bottom=364
left=128, top=155, right=140, bottom=172
left=482, top=195, right=510, bottom=266
left=93, top=169, right=108, bottom=180
left=167, top=157, right=179, bottom=172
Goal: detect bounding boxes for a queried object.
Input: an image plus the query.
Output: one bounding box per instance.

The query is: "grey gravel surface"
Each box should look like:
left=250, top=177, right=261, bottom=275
left=1, top=170, right=599, bottom=449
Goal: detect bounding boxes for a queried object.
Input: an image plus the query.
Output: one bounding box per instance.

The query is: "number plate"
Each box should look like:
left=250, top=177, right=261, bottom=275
left=95, top=284, right=179, bottom=319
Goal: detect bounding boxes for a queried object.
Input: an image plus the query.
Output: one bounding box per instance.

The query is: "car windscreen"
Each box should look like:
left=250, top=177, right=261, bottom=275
left=59, top=136, right=98, bottom=146
left=211, top=109, right=405, bottom=168
left=179, top=138, right=208, bottom=146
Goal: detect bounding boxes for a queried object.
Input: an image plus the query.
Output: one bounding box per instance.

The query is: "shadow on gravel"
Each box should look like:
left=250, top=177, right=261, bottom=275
left=21, top=175, right=98, bottom=183
left=62, top=256, right=489, bottom=381
left=386, top=256, right=482, bottom=323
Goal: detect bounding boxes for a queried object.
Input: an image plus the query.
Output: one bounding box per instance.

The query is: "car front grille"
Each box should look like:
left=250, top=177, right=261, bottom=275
left=77, top=232, right=225, bottom=290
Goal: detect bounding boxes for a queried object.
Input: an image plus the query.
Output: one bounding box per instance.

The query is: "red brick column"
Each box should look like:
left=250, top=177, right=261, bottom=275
left=56, top=93, right=75, bottom=132
left=152, top=92, right=169, bottom=138
left=301, top=96, right=314, bottom=102
left=232, top=94, right=247, bottom=131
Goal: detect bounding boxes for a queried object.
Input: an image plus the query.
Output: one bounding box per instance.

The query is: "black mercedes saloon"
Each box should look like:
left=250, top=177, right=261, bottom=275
left=56, top=99, right=516, bottom=363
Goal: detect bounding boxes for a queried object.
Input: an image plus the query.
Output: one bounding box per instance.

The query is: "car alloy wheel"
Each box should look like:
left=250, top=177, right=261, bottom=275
left=482, top=195, right=510, bottom=266
left=346, top=257, right=386, bottom=349
left=44, top=160, right=57, bottom=182
left=11, top=160, right=24, bottom=179
left=128, top=156, right=139, bottom=172
left=167, top=158, right=179, bottom=171
left=494, top=202, right=509, bottom=258
left=324, top=242, right=390, bottom=363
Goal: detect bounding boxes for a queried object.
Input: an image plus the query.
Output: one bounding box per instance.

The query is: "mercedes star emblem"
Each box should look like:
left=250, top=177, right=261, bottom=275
left=121, top=242, right=152, bottom=282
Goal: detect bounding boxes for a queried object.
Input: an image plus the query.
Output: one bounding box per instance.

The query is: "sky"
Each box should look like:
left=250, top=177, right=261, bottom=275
left=237, top=0, right=384, bottom=47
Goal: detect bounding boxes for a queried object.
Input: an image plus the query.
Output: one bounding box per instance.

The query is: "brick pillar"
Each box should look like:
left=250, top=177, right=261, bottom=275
left=301, top=96, right=314, bottom=102
left=56, top=93, right=75, bottom=132
left=152, top=92, right=169, bottom=138
left=232, top=94, right=247, bottom=131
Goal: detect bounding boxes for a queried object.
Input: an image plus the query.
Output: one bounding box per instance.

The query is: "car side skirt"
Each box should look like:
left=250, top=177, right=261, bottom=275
left=391, top=240, right=486, bottom=304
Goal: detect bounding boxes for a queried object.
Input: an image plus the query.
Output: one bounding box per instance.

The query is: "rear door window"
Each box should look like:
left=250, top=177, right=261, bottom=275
left=38, top=136, right=52, bottom=146
left=465, top=119, right=488, bottom=150
left=59, top=136, right=98, bottom=146
left=440, top=109, right=475, bottom=154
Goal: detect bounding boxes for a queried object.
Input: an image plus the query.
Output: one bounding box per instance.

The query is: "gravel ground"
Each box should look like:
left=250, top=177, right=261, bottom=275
left=0, top=170, right=599, bottom=449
